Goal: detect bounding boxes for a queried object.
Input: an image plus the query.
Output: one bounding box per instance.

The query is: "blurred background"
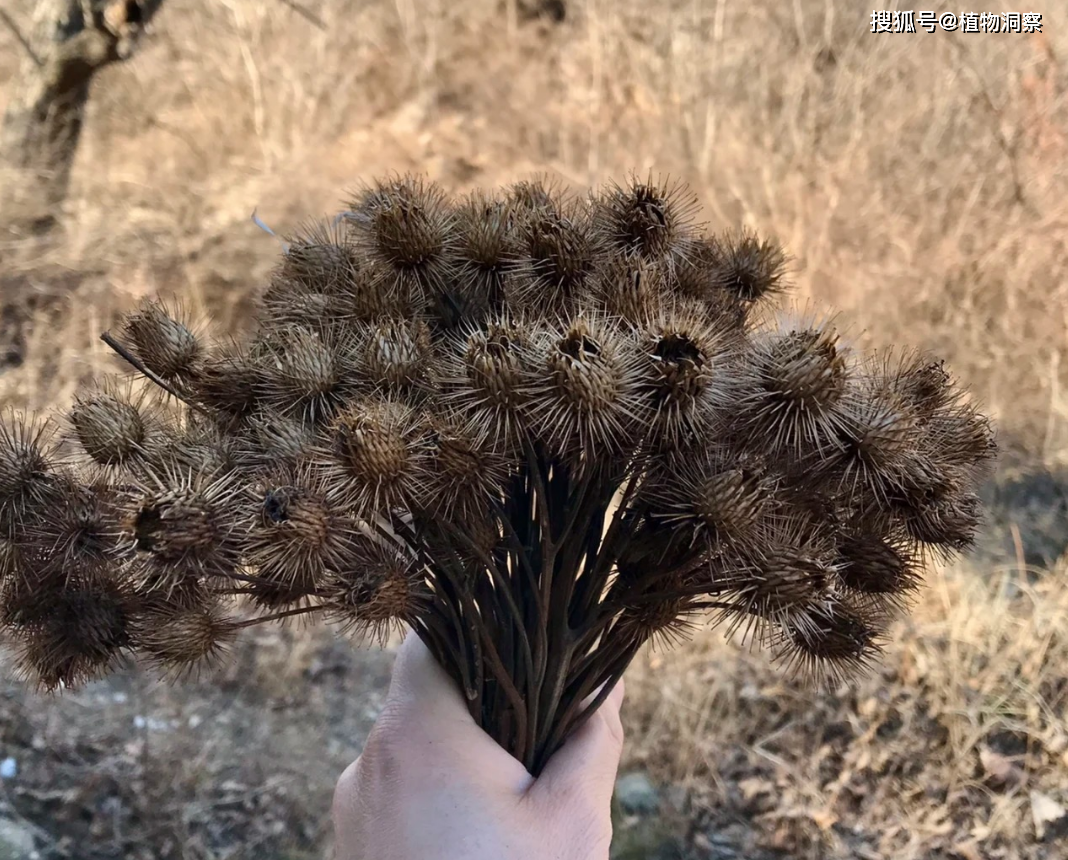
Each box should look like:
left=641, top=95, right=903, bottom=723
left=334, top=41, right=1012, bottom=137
left=0, top=1, right=1066, bottom=858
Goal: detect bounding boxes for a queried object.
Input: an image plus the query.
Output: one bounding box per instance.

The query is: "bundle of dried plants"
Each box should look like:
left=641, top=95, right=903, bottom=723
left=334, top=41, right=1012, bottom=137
left=0, top=176, right=995, bottom=773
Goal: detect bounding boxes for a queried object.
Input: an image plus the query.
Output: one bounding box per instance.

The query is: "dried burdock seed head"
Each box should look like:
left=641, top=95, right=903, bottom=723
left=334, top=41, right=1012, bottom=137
left=454, top=190, right=516, bottom=313
left=890, top=351, right=957, bottom=417
left=834, top=531, right=919, bottom=604
left=321, top=536, right=429, bottom=641
left=121, top=299, right=201, bottom=383
left=69, top=385, right=152, bottom=466
left=123, top=470, right=243, bottom=575
left=239, top=408, right=316, bottom=467
left=671, top=239, right=750, bottom=334
left=648, top=447, right=774, bottom=550
left=740, top=315, right=850, bottom=455
left=588, top=255, right=666, bottom=324
left=508, top=177, right=564, bottom=214
left=641, top=299, right=742, bottom=441
left=189, top=342, right=261, bottom=422
left=922, top=405, right=998, bottom=476
left=776, top=602, right=880, bottom=684
left=280, top=220, right=359, bottom=294
left=593, top=176, right=698, bottom=265
left=0, top=414, right=56, bottom=525
left=709, top=230, right=788, bottom=304
left=257, top=325, right=348, bottom=422
left=347, top=176, right=456, bottom=314
left=23, top=475, right=124, bottom=574
left=522, top=315, right=648, bottom=458
left=324, top=398, right=428, bottom=513
left=900, top=488, right=982, bottom=551
left=245, top=466, right=356, bottom=601
left=358, top=319, right=434, bottom=391
left=443, top=316, right=533, bottom=443
left=424, top=410, right=511, bottom=514
left=614, top=593, right=700, bottom=650
left=18, top=575, right=132, bottom=690
left=510, top=201, right=596, bottom=314
left=135, top=602, right=238, bottom=676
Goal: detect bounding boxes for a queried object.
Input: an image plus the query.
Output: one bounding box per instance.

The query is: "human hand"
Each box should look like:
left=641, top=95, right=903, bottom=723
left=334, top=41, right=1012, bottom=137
left=332, top=632, right=626, bottom=860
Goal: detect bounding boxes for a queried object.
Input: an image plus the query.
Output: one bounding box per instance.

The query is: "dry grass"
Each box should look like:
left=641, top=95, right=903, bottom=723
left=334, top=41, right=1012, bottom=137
left=1, top=1, right=1066, bottom=857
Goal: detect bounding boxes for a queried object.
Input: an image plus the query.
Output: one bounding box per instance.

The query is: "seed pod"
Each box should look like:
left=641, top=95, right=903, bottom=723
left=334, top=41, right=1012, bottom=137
left=244, top=466, right=357, bottom=607
left=887, top=351, right=957, bottom=418
left=188, top=342, right=261, bottom=424
left=68, top=383, right=156, bottom=467
left=592, top=176, right=698, bottom=266
left=357, top=319, right=435, bottom=392
left=775, top=602, right=880, bottom=684
left=346, top=175, right=457, bottom=320
left=671, top=238, right=750, bottom=332
left=21, top=475, right=125, bottom=576
left=0, top=414, right=56, bottom=527
left=900, top=488, right=982, bottom=551
left=321, top=535, right=429, bottom=641
left=817, top=378, right=920, bottom=502
left=646, top=446, right=774, bottom=552
left=738, top=316, right=850, bottom=458
left=121, top=300, right=201, bottom=383
left=16, top=575, right=133, bottom=690
left=454, top=190, right=516, bottom=314
left=237, top=408, right=317, bottom=468
left=135, top=601, right=238, bottom=677
left=922, top=404, right=997, bottom=476
left=122, top=470, right=244, bottom=577
left=640, top=300, right=744, bottom=442
left=708, top=230, right=787, bottom=304
left=280, top=220, right=360, bottom=295
left=322, top=398, right=429, bottom=514
left=834, top=531, right=919, bottom=618
left=423, top=409, right=511, bottom=515
left=613, top=593, right=700, bottom=649
left=442, top=316, right=533, bottom=445
left=587, top=255, right=666, bottom=325
left=509, top=200, right=596, bottom=315
left=508, top=177, right=562, bottom=214
left=521, top=315, right=648, bottom=459
left=257, top=325, right=350, bottom=423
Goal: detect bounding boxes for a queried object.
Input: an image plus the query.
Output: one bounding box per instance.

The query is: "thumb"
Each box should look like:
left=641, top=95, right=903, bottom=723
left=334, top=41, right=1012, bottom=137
left=527, top=678, right=626, bottom=814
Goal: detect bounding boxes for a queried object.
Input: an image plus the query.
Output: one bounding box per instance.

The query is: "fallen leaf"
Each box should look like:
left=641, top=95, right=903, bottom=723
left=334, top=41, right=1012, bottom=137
left=1030, top=790, right=1068, bottom=840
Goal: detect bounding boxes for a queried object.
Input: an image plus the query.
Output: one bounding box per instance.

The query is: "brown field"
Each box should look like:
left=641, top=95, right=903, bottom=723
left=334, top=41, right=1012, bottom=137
left=1, top=1, right=1067, bottom=858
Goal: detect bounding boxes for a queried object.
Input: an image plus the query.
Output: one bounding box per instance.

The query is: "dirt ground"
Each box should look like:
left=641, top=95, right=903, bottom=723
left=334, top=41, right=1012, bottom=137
left=1, top=1, right=1066, bottom=858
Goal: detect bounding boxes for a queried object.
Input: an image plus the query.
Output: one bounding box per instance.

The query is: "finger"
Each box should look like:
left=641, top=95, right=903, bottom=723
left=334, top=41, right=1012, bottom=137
left=527, top=677, right=625, bottom=813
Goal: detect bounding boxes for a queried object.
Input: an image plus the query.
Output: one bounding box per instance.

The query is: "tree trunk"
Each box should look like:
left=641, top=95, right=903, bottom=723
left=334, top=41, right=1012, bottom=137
left=0, top=0, right=166, bottom=231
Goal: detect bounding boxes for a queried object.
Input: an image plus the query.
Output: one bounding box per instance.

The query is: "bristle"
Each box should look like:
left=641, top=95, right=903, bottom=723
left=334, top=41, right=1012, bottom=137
left=321, top=535, right=429, bottom=642
left=243, top=466, right=356, bottom=607
left=592, top=176, right=699, bottom=266
left=121, top=299, right=201, bottom=384
left=135, top=601, right=238, bottom=677
left=321, top=398, right=429, bottom=514
left=0, top=414, right=56, bottom=528
left=708, top=230, right=788, bottom=304
left=520, top=314, right=648, bottom=459
left=69, top=385, right=153, bottom=467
